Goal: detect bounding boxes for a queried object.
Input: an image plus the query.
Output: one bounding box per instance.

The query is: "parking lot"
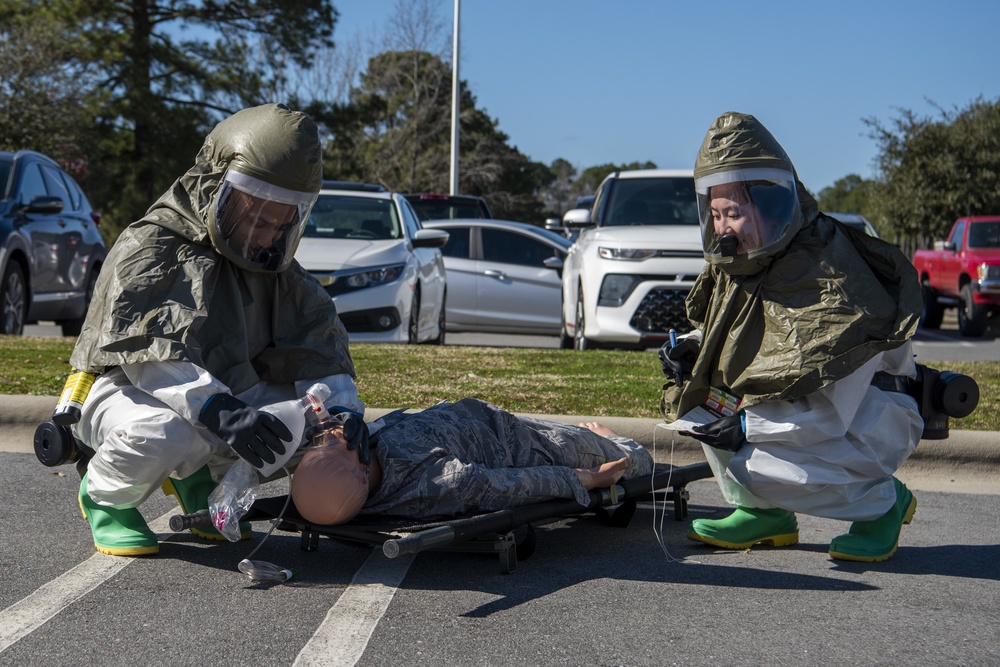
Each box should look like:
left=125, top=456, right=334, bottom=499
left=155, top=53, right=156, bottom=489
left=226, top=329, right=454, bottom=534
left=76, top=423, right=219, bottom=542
left=1, top=445, right=997, bottom=666
left=9, top=311, right=999, bottom=665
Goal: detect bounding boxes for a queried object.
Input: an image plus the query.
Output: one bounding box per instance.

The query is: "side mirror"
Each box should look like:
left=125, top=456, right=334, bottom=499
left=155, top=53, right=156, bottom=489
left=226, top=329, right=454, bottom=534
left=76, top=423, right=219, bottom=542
left=412, top=228, right=450, bottom=248
left=543, top=256, right=564, bottom=278
left=20, top=195, right=64, bottom=216
left=562, top=207, right=592, bottom=228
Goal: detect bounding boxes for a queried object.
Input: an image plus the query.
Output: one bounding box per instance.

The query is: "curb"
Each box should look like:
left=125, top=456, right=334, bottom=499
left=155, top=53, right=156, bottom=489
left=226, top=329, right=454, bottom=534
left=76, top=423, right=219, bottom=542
left=5, top=394, right=999, bottom=475
left=7, top=394, right=1000, bottom=456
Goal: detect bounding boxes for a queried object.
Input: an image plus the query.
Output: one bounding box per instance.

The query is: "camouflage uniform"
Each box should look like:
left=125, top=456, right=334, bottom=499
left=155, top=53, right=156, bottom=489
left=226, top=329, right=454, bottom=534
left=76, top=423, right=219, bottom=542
left=362, top=398, right=653, bottom=519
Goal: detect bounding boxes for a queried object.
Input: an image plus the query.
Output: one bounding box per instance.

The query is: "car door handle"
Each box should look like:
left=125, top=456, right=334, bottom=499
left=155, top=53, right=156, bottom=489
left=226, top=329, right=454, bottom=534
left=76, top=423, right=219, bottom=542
left=483, top=269, right=507, bottom=280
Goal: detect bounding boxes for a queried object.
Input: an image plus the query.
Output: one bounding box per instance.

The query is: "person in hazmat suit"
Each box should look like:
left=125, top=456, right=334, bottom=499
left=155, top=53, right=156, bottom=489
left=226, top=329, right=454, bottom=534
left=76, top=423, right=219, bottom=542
left=660, top=112, right=923, bottom=562
left=69, top=103, right=367, bottom=557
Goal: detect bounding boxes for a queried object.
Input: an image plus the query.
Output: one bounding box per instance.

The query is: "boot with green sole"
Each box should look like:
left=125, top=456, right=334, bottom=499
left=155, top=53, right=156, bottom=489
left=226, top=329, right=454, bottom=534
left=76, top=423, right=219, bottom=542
left=829, top=478, right=916, bottom=562
left=688, top=506, right=799, bottom=549
left=162, top=465, right=251, bottom=541
left=79, top=473, right=158, bottom=556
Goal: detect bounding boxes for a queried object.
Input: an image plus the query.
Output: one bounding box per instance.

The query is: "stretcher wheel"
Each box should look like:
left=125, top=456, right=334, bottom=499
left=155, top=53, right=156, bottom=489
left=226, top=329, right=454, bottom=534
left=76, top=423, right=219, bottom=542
left=514, top=524, right=536, bottom=561
left=596, top=498, right=637, bottom=527
left=673, top=487, right=690, bottom=521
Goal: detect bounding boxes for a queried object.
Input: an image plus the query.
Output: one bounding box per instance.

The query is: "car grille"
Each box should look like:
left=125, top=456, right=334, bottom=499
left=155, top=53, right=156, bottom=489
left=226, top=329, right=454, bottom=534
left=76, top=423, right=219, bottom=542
left=630, top=288, right=693, bottom=334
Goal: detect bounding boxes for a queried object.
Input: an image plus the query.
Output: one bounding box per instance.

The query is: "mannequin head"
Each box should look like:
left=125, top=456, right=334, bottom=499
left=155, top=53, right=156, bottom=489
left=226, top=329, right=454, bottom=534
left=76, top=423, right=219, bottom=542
left=291, top=429, right=369, bottom=525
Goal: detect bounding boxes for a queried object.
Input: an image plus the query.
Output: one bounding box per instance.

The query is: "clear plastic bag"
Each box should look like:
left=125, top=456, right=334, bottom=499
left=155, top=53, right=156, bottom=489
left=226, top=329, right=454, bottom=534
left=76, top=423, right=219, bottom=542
left=209, top=459, right=260, bottom=542
left=207, top=383, right=336, bottom=543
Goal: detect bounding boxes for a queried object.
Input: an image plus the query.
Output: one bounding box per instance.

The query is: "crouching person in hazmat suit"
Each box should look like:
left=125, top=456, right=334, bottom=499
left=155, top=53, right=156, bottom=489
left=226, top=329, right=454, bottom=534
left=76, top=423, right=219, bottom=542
left=69, top=104, right=367, bottom=556
left=661, top=112, right=923, bottom=562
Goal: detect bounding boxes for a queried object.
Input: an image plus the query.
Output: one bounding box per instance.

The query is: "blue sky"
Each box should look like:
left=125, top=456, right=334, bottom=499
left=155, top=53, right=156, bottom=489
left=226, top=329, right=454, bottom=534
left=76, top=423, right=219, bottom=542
left=334, top=0, right=1000, bottom=194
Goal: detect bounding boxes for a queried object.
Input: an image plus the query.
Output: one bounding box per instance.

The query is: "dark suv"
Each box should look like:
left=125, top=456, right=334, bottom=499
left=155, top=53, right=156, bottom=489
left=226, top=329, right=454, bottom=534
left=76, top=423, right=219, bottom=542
left=0, top=150, right=106, bottom=335
left=403, top=193, right=493, bottom=221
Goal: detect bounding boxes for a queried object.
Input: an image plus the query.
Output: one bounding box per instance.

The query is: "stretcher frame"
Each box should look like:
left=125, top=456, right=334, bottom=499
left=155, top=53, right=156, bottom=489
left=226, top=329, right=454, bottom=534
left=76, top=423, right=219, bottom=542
left=171, top=461, right=713, bottom=574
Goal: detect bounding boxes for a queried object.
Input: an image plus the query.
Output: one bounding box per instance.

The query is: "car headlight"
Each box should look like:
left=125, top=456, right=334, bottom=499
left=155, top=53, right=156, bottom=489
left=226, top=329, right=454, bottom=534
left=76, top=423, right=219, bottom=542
left=344, top=264, right=405, bottom=288
left=598, top=274, right=641, bottom=307
left=978, top=263, right=1000, bottom=282
left=599, top=247, right=657, bottom=261
left=315, top=263, right=406, bottom=295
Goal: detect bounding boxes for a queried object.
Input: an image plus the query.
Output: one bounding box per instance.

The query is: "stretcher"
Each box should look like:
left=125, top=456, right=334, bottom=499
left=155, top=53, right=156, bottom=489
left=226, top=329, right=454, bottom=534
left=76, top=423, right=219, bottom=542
left=170, top=461, right=713, bottom=573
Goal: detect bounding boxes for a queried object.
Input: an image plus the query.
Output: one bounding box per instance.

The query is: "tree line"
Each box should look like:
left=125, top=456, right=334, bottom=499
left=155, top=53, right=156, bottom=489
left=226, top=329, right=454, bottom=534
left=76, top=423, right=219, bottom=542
left=2, top=1, right=999, bottom=252
left=817, top=96, right=1000, bottom=256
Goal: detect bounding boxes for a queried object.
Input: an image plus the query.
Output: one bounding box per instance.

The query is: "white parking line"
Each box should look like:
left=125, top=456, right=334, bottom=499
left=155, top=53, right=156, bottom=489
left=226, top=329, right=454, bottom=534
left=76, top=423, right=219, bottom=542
left=1, top=508, right=412, bottom=665
left=0, top=511, right=173, bottom=653
left=294, top=549, right=415, bottom=667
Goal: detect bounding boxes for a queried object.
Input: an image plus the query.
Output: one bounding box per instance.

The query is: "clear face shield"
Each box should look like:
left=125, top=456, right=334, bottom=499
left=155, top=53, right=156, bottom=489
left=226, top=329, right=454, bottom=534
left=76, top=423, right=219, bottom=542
left=210, top=170, right=318, bottom=272
left=695, top=168, right=799, bottom=261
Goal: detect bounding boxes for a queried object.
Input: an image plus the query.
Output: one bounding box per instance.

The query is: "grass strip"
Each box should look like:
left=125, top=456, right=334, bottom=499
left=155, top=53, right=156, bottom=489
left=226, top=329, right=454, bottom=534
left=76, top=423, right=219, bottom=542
left=3, top=336, right=995, bottom=431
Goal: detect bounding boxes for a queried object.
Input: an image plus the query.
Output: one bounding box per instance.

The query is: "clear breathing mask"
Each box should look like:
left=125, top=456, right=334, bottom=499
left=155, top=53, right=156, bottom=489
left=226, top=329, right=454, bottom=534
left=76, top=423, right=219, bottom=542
left=695, top=168, right=799, bottom=260
left=210, top=170, right=317, bottom=272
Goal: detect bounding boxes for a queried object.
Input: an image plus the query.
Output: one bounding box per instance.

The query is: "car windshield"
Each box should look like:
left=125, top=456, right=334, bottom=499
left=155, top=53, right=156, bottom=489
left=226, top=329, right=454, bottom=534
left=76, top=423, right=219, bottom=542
left=605, top=176, right=699, bottom=227
left=533, top=226, right=573, bottom=249
left=968, top=222, right=1000, bottom=248
left=304, top=194, right=401, bottom=240
left=407, top=196, right=487, bottom=221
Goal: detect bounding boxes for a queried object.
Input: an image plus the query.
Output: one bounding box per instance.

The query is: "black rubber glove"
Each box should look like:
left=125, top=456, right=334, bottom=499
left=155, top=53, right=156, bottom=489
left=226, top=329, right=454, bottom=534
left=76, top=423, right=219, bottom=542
left=658, top=337, right=699, bottom=385
left=681, top=413, right=746, bottom=452
left=341, top=413, right=371, bottom=466
left=200, top=393, right=290, bottom=469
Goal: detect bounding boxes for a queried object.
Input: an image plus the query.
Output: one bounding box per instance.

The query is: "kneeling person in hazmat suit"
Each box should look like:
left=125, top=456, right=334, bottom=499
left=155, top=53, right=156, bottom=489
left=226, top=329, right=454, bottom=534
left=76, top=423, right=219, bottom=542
left=70, top=104, right=367, bottom=557
left=660, top=112, right=923, bottom=562
left=290, top=398, right=654, bottom=525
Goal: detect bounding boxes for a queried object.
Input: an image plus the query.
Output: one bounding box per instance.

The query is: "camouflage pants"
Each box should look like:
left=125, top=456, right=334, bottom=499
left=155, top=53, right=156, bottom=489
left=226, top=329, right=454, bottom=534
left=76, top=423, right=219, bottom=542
left=363, top=398, right=653, bottom=519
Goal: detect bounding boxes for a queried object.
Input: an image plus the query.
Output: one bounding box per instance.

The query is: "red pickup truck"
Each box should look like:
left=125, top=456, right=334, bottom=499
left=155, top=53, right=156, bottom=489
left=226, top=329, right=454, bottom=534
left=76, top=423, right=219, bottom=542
left=912, top=215, right=1000, bottom=336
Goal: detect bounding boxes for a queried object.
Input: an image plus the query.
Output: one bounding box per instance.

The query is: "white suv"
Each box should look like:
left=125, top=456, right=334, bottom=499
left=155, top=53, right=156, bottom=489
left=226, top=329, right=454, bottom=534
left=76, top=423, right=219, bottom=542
left=559, top=169, right=704, bottom=349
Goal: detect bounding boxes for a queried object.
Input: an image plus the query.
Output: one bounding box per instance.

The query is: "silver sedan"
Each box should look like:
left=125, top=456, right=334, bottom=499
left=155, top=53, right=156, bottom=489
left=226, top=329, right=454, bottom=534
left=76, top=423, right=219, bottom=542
left=423, top=219, right=571, bottom=335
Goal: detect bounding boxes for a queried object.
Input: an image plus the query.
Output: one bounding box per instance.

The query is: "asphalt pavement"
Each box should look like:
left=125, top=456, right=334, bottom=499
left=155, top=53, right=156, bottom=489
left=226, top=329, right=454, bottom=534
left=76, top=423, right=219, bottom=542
left=4, top=319, right=999, bottom=666
left=2, top=392, right=999, bottom=665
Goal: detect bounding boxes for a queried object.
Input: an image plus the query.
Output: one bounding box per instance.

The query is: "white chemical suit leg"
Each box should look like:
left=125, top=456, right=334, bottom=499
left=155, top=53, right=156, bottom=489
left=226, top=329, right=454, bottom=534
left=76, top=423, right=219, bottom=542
left=729, top=389, right=921, bottom=521
left=75, top=368, right=229, bottom=509
left=701, top=443, right=777, bottom=509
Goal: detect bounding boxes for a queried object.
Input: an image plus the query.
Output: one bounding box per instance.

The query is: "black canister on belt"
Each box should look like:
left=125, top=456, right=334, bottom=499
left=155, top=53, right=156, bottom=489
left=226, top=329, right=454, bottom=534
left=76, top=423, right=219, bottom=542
left=52, top=369, right=96, bottom=426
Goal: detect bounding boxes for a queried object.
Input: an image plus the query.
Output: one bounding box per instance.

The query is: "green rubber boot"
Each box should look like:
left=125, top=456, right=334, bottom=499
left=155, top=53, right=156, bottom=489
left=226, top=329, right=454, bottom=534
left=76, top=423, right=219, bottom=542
left=688, top=506, right=799, bottom=549
left=78, top=473, right=158, bottom=556
left=161, top=465, right=251, bottom=541
left=829, top=478, right=916, bottom=562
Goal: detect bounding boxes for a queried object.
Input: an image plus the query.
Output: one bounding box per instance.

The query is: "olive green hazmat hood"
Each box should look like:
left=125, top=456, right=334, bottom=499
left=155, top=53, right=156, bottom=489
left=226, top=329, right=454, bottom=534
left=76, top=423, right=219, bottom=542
left=71, top=104, right=354, bottom=393
left=663, top=112, right=921, bottom=421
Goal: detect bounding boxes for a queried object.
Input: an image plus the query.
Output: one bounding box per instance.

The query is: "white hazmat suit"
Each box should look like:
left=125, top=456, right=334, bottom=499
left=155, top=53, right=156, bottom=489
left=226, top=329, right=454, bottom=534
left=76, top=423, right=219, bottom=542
left=704, top=344, right=921, bottom=521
